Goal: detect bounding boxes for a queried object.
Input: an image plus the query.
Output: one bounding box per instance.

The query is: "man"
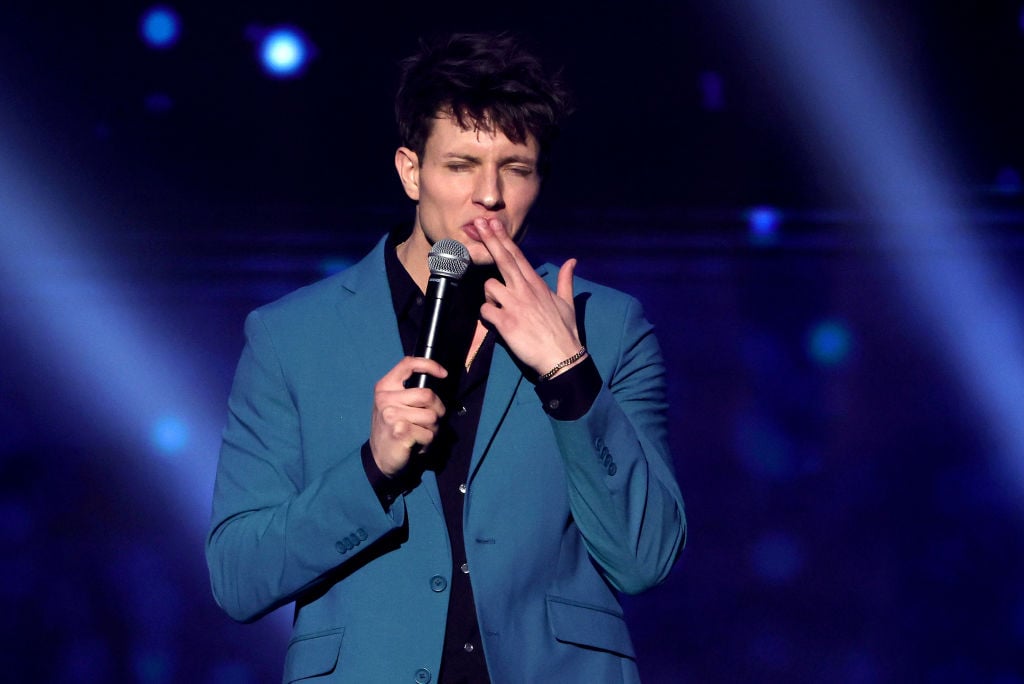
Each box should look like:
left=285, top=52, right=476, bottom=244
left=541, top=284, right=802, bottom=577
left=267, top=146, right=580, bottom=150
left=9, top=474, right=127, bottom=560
left=207, top=32, right=686, bottom=683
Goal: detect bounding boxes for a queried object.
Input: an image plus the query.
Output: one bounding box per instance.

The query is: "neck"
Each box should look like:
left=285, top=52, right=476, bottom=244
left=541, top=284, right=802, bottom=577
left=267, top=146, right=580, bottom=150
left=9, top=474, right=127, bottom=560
left=395, top=232, right=431, bottom=293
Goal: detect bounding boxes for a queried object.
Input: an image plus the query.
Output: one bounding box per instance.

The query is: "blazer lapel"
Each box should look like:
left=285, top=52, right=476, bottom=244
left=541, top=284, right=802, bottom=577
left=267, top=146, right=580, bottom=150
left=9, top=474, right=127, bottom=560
left=466, top=262, right=553, bottom=483
left=467, top=338, right=524, bottom=484
left=333, top=237, right=405, bottom=383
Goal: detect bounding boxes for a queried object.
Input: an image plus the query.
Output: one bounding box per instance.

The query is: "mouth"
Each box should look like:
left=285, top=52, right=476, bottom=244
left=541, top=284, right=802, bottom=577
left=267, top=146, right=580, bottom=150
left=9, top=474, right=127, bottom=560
left=461, top=221, right=485, bottom=242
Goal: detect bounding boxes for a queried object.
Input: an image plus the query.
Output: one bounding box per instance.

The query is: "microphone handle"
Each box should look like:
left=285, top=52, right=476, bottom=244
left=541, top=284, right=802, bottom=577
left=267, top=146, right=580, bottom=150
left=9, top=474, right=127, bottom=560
left=406, top=275, right=458, bottom=390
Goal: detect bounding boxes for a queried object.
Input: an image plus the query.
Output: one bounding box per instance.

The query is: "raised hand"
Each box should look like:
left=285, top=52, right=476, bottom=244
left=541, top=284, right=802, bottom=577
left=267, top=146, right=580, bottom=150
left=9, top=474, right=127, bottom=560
left=473, top=218, right=586, bottom=378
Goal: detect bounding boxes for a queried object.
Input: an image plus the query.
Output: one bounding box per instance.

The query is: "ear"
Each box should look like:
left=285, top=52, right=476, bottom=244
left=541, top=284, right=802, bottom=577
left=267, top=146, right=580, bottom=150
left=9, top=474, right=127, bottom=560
left=394, top=147, right=420, bottom=201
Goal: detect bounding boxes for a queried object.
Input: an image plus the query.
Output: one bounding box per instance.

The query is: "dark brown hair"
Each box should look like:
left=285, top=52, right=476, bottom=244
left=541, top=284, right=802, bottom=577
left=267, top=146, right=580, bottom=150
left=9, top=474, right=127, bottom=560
left=395, top=32, right=572, bottom=175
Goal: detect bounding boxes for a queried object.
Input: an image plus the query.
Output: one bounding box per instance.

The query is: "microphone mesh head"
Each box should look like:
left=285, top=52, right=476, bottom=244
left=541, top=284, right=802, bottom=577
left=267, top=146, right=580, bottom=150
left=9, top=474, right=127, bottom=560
left=427, top=238, right=471, bottom=279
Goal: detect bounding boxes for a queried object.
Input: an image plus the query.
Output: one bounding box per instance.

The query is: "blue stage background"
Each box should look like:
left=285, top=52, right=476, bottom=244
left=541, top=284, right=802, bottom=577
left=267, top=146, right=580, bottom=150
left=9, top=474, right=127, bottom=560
left=2, top=2, right=1023, bottom=682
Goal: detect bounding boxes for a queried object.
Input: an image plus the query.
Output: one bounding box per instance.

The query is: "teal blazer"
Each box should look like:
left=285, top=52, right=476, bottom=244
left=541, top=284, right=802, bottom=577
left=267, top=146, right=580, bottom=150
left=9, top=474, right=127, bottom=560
left=207, top=235, right=686, bottom=683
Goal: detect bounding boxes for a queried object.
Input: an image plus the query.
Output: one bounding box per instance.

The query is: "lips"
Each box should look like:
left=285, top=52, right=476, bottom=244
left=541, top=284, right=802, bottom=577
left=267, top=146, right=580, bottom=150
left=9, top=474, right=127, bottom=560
left=461, top=221, right=484, bottom=242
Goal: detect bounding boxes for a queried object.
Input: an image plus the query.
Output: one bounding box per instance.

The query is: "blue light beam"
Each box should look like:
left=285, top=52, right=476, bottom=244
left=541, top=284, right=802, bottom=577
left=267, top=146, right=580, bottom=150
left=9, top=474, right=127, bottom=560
left=723, top=0, right=1024, bottom=505
left=0, top=114, right=296, bottom=638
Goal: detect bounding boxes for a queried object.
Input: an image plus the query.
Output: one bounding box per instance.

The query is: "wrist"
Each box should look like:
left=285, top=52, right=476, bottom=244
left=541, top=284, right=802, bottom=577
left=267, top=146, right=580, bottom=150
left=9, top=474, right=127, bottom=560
left=539, top=346, right=588, bottom=381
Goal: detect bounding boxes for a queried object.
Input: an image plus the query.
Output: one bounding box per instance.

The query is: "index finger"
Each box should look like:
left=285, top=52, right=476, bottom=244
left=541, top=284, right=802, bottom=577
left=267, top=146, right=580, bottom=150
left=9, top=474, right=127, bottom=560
left=380, top=356, right=448, bottom=389
left=478, top=219, right=533, bottom=285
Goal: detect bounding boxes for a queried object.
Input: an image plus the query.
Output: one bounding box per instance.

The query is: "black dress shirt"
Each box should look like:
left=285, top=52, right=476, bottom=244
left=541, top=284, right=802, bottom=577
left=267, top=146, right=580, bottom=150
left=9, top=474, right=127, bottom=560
left=360, top=227, right=602, bottom=682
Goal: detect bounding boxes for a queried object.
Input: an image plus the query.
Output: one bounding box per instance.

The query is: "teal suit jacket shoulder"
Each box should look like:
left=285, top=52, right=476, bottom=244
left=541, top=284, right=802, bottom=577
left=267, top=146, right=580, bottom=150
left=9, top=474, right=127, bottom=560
left=207, top=235, right=686, bottom=683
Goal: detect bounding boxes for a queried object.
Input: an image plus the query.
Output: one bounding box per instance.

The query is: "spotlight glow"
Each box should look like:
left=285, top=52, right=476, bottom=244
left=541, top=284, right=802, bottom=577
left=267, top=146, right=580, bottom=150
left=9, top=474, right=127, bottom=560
left=140, top=6, right=181, bottom=49
left=808, top=319, right=852, bottom=367
left=748, top=206, right=781, bottom=244
left=320, top=256, right=355, bottom=277
left=152, top=416, right=189, bottom=455
left=260, top=28, right=312, bottom=78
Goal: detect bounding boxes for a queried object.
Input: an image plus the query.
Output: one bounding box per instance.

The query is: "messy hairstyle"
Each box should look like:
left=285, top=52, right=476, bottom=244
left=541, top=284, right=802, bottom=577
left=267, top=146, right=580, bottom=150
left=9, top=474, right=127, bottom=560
left=395, top=32, right=572, bottom=175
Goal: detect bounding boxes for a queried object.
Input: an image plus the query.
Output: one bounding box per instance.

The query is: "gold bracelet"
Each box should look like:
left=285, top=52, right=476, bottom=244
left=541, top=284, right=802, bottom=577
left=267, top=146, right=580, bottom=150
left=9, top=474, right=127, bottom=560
left=539, top=347, right=587, bottom=381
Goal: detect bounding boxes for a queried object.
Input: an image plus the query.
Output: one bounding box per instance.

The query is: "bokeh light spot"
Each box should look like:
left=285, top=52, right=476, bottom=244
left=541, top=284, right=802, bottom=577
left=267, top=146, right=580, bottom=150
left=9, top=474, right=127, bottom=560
left=259, top=27, right=312, bottom=78
left=140, top=6, right=181, bottom=49
left=152, top=416, right=188, bottom=455
left=320, top=256, right=355, bottom=277
left=808, top=319, right=852, bottom=367
left=747, top=206, right=782, bottom=244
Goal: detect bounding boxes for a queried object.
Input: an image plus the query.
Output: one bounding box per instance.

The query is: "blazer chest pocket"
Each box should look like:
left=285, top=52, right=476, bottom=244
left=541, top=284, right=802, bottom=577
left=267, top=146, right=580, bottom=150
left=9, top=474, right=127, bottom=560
left=284, top=627, right=345, bottom=682
left=546, top=595, right=636, bottom=659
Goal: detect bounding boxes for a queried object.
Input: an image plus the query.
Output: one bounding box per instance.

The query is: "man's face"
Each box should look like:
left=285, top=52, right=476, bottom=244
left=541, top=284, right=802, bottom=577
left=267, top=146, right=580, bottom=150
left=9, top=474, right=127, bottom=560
left=396, top=114, right=541, bottom=268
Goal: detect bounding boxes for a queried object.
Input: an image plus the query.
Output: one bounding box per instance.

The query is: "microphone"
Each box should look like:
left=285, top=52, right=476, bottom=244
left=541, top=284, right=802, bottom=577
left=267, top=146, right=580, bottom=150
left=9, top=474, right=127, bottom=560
left=405, top=238, right=472, bottom=391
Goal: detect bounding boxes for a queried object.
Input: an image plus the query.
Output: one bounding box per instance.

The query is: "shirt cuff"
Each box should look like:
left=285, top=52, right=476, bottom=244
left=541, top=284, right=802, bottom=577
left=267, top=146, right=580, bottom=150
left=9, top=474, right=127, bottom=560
left=534, top=354, right=602, bottom=421
left=360, top=441, right=406, bottom=509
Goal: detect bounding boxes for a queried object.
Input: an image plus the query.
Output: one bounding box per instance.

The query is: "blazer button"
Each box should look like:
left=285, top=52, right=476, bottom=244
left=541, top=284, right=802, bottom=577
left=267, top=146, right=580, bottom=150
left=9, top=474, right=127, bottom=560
left=430, top=575, right=448, bottom=592
left=414, top=667, right=432, bottom=683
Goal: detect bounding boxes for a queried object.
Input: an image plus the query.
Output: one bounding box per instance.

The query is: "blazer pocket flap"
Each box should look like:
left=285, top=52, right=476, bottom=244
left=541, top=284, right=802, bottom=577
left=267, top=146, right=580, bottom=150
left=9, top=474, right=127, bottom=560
left=284, top=627, right=345, bottom=682
left=546, top=596, right=636, bottom=658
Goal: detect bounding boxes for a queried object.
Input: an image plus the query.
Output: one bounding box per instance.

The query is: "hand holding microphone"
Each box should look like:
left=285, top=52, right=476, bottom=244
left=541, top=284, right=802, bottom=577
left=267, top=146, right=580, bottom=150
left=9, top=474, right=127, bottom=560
left=369, top=239, right=471, bottom=477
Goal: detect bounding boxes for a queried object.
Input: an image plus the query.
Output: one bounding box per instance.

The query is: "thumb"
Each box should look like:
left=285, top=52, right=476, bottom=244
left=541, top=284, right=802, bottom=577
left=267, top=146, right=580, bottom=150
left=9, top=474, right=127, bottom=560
left=556, top=258, right=577, bottom=304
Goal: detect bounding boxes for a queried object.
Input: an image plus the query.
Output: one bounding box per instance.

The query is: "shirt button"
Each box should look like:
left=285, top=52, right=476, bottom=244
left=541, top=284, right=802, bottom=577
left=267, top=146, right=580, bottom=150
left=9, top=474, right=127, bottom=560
left=456, top=405, right=468, bottom=417
left=460, top=562, right=469, bottom=574
left=430, top=575, right=447, bottom=592
left=463, top=642, right=475, bottom=653
left=547, top=399, right=561, bottom=410
left=458, top=483, right=467, bottom=494
left=415, top=295, right=424, bottom=306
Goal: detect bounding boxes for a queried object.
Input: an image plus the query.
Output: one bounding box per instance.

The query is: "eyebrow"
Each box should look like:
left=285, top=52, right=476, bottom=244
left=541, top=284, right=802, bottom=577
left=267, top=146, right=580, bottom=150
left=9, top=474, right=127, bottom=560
left=442, top=153, right=537, bottom=166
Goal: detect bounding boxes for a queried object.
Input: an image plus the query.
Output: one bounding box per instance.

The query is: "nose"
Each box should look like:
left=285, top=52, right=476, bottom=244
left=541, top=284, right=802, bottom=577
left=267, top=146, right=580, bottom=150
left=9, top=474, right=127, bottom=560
left=473, top=168, right=505, bottom=211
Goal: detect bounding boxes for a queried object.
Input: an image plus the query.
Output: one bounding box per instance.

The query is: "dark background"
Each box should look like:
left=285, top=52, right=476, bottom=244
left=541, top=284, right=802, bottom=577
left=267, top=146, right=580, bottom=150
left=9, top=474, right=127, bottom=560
left=2, top=1, right=1023, bottom=682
